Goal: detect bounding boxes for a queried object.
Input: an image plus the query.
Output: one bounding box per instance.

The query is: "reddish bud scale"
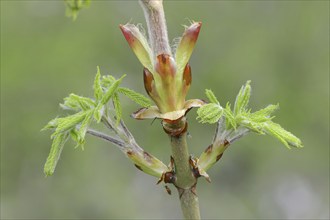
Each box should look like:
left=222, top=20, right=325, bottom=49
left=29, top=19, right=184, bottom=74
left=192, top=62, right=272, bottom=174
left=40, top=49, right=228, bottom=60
left=184, top=22, right=202, bottom=44
left=155, top=54, right=176, bottom=78
left=182, top=63, right=192, bottom=86
left=143, top=68, right=154, bottom=96
left=120, top=25, right=135, bottom=48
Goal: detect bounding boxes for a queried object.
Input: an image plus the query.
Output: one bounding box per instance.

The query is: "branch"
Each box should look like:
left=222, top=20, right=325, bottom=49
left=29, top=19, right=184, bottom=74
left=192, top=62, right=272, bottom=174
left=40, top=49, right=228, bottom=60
left=87, top=129, right=125, bottom=148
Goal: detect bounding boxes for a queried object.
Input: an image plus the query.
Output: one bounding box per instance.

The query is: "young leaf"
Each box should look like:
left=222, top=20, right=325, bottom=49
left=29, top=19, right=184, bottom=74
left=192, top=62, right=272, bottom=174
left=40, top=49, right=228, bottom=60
left=196, top=103, right=223, bottom=124
left=64, top=0, right=90, bottom=20
left=239, top=118, right=265, bottom=134
left=70, top=128, right=79, bottom=143
left=93, top=105, right=104, bottom=123
left=249, top=104, right=279, bottom=122
left=223, top=103, right=237, bottom=129
left=44, top=132, right=70, bottom=176
left=60, top=93, right=95, bottom=111
left=101, top=75, right=116, bottom=88
left=52, top=111, right=88, bottom=137
left=94, top=66, right=103, bottom=102
left=112, top=93, right=122, bottom=125
left=100, top=75, right=126, bottom=106
left=76, top=110, right=94, bottom=149
left=117, top=87, right=152, bottom=107
left=205, top=89, right=219, bottom=104
left=42, top=118, right=59, bottom=131
left=234, top=80, right=251, bottom=115
left=263, top=121, right=303, bottom=149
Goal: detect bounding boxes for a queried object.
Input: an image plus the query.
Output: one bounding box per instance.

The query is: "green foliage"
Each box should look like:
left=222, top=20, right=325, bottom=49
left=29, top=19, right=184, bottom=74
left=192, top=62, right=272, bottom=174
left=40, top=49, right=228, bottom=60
left=65, top=0, right=91, bottom=20
left=60, top=94, right=95, bottom=111
left=224, top=103, right=237, bottom=129
left=112, top=93, right=122, bottom=125
left=196, top=103, right=223, bottom=124
left=94, top=74, right=125, bottom=122
left=205, top=89, right=219, bottom=104
left=43, top=67, right=152, bottom=176
left=93, top=66, right=103, bottom=102
left=264, top=121, right=303, bottom=148
left=197, top=81, right=303, bottom=149
left=117, top=87, right=152, bottom=108
left=234, top=80, right=251, bottom=115
left=43, top=132, right=70, bottom=176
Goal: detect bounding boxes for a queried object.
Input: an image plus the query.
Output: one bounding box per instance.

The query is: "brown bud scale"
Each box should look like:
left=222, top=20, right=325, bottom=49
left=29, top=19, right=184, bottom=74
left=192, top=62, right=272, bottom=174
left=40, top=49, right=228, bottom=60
left=134, top=164, right=143, bottom=171
left=216, top=153, right=224, bottom=162
left=204, top=144, right=213, bottom=154
left=143, top=68, right=154, bottom=96
left=182, top=63, right=192, bottom=86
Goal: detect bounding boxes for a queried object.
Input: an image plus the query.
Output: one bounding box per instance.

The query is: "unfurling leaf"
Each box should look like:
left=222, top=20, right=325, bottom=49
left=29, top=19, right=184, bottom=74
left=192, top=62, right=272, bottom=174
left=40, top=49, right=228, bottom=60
left=223, top=103, right=237, bottom=129
left=117, top=87, right=152, bottom=107
left=64, top=0, right=90, bottom=20
left=44, top=132, right=70, bottom=176
left=249, top=104, right=279, bottom=122
left=75, top=110, right=94, bottom=149
left=113, top=93, right=122, bottom=125
left=205, top=89, right=219, bottom=104
left=94, top=66, right=103, bottom=102
left=94, top=74, right=126, bottom=122
left=234, top=80, right=251, bottom=115
left=100, top=75, right=126, bottom=106
left=52, top=111, right=87, bottom=137
left=197, top=103, right=223, bottom=124
left=41, top=118, right=59, bottom=131
left=60, top=93, right=95, bottom=111
left=263, top=121, right=303, bottom=149
left=101, top=75, right=116, bottom=88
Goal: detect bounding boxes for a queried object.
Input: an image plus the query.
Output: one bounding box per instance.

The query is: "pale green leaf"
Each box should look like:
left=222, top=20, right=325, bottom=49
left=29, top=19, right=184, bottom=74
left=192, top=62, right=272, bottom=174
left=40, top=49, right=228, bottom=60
left=112, top=93, right=122, bottom=125
left=197, top=103, right=223, bottom=124
left=70, top=128, right=79, bottom=143
left=93, top=105, right=103, bottom=123
left=93, top=74, right=125, bottom=123
left=60, top=93, right=95, bottom=111
left=75, top=110, right=94, bottom=149
left=44, top=132, right=70, bottom=176
left=224, top=103, right=237, bottom=129
left=117, top=87, right=152, bottom=107
left=234, top=80, right=251, bottom=115
left=42, top=118, right=59, bottom=131
left=100, top=75, right=126, bottom=106
left=239, top=118, right=265, bottom=134
left=94, top=66, right=103, bottom=102
left=263, top=121, right=303, bottom=149
left=101, top=75, right=116, bottom=88
left=249, top=104, right=279, bottom=122
left=52, top=111, right=87, bottom=137
left=64, top=0, right=90, bottom=20
left=205, top=89, right=219, bottom=104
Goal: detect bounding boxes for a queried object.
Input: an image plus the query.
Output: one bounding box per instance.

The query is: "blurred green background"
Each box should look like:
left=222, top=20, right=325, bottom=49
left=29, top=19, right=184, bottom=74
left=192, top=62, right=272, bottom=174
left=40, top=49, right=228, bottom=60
left=1, top=1, right=329, bottom=219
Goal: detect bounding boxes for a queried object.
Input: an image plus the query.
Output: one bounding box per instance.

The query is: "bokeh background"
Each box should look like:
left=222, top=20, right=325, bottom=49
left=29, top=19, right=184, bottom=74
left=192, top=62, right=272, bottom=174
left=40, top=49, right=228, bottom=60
left=1, top=1, right=329, bottom=219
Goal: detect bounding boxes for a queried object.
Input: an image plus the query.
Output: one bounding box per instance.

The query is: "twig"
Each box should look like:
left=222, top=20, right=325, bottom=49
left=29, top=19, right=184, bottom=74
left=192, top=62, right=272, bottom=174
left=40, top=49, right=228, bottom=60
left=86, top=129, right=125, bottom=149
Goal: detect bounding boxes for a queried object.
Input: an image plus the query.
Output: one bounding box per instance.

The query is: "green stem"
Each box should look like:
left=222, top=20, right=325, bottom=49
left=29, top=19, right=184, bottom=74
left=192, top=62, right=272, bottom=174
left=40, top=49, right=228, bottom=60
left=170, top=131, right=201, bottom=220
left=163, top=117, right=201, bottom=219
